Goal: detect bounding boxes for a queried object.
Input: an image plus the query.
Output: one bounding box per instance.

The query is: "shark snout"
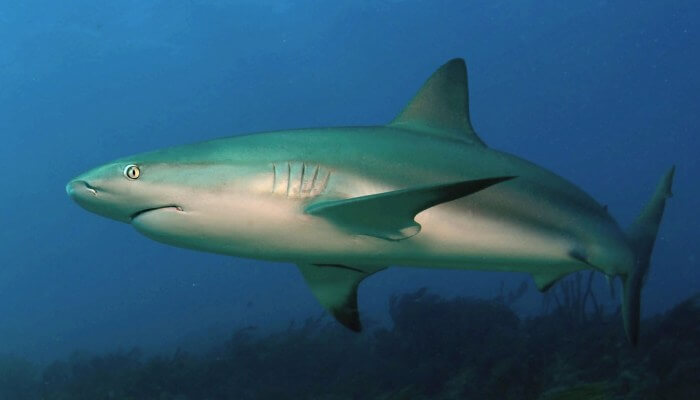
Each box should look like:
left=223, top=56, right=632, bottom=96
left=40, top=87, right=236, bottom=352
left=66, top=176, right=133, bottom=223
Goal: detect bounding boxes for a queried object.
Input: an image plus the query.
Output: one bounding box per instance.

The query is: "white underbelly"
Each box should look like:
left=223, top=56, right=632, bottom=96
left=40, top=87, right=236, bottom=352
left=409, top=205, right=576, bottom=270
left=215, top=197, right=575, bottom=270
left=135, top=188, right=577, bottom=273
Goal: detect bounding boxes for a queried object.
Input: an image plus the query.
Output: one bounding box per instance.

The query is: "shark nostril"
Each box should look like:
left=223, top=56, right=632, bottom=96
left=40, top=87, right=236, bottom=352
left=66, top=180, right=98, bottom=197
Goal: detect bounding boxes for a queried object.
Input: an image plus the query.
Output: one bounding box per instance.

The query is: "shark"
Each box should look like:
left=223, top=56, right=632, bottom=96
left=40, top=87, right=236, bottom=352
left=66, top=59, right=674, bottom=345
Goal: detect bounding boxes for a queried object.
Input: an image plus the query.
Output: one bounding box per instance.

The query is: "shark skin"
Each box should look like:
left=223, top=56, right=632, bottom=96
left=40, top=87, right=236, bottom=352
left=67, top=59, right=674, bottom=344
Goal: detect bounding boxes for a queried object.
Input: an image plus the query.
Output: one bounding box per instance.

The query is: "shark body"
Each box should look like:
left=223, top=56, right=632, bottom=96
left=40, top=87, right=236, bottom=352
left=67, top=59, right=674, bottom=344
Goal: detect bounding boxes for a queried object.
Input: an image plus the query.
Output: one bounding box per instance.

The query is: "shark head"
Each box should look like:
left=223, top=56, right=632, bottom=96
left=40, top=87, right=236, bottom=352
left=66, top=159, right=185, bottom=223
left=66, top=140, right=273, bottom=255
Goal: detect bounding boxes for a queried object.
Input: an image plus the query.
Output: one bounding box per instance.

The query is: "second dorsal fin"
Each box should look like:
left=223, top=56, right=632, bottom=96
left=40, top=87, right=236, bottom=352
left=389, top=58, right=486, bottom=147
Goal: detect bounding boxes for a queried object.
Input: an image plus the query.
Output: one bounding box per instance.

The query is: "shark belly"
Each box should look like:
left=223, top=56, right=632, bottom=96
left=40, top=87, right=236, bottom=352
left=131, top=164, right=589, bottom=277
left=408, top=202, right=579, bottom=272
left=132, top=198, right=576, bottom=276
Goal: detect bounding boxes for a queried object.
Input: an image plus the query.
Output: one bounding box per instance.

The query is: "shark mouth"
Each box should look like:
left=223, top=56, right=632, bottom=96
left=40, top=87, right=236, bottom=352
left=130, top=205, right=183, bottom=221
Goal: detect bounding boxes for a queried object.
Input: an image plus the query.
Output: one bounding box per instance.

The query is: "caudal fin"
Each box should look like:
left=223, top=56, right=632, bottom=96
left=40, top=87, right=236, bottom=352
left=622, top=166, right=675, bottom=345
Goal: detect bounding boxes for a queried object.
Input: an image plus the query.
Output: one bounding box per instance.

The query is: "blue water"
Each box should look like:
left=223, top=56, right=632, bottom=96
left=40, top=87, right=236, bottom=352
left=1, top=0, right=698, bottom=365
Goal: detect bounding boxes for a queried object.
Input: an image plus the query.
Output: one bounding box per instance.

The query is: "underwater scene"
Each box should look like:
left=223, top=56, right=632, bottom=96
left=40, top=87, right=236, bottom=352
left=1, top=1, right=698, bottom=399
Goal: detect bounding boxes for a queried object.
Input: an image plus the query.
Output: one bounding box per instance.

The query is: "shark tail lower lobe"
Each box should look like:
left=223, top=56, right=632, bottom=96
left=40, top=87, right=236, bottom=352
left=622, top=166, right=675, bottom=345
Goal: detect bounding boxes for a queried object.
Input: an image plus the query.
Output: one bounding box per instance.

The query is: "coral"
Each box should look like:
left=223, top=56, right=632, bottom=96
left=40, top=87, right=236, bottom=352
left=0, top=355, right=38, bottom=400
left=537, top=382, right=612, bottom=400
left=2, top=291, right=697, bottom=399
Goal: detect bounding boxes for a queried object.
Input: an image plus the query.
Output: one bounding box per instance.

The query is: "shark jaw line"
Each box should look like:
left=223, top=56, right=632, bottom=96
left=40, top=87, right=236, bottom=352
left=130, top=205, right=183, bottom=221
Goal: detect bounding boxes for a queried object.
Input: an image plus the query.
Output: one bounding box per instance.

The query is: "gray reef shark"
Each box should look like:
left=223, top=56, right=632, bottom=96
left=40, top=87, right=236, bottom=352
left=67, top=59, right=674, bottom=344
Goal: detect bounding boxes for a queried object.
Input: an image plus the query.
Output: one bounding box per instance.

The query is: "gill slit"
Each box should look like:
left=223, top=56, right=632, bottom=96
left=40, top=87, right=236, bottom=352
left=286, top=162, right=291, bottom=197
left=319, top=170, right=331, bottom=195
left=310, top=164, right=320, bottom=195
left=271, top=163, right=277, bottom=193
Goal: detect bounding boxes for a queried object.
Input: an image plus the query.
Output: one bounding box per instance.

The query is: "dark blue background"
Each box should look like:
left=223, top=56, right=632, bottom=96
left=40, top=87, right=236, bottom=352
left=1, top=0, right=698, bottom=362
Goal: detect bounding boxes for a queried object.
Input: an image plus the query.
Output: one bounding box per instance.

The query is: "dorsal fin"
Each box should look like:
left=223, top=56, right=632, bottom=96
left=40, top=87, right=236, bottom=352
left=389, top=58, right=486, bottom=146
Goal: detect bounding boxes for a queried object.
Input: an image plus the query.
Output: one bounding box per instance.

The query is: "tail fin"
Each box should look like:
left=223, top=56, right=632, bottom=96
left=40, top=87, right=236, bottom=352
left=622, top=166, right=675, bottom=345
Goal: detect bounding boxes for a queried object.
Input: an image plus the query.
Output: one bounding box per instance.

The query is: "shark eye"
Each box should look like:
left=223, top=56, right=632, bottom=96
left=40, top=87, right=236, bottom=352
left=124, top=165, right=141, bottom=180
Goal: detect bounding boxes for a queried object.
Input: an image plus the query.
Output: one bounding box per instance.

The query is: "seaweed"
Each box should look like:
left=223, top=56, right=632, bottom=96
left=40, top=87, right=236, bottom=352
left=1, top=291, right=698, bottom=399
left=0, top=354, right=38, bottom=400
left=537, top=382, right=613, bottom=400
left=541, top=271, right=610, bottom=327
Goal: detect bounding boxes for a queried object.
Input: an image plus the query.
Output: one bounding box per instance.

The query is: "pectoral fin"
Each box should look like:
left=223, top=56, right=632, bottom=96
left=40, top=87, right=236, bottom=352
left=297, top=263, right=386, bottom=332
left=305, top=176, right=514, bottom=240
left=531, top=270, right=570, bottom=292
